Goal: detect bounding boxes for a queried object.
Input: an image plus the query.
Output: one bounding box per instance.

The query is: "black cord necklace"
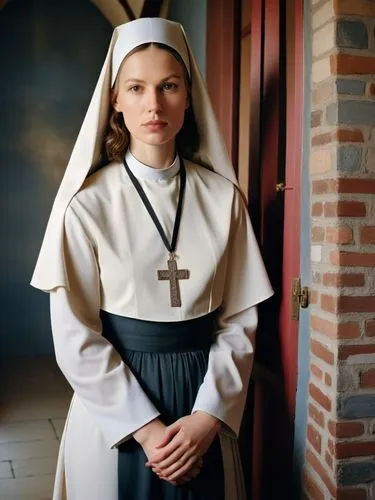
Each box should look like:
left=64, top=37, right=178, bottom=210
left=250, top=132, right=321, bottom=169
left=123, top=158, right=190, bottom=308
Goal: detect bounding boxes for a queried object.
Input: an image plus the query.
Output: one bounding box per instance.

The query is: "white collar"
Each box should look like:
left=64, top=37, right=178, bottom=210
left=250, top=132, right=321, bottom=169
left=125, top=150, right=180, bottom=181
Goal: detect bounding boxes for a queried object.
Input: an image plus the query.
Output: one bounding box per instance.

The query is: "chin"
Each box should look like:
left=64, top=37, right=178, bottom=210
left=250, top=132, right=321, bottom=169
left=142, top=136, right=174, bottom=147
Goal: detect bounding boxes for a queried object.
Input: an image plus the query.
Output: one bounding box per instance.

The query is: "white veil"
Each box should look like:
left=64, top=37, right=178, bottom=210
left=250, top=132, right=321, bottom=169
left=31, top=18, right=238, bottom=291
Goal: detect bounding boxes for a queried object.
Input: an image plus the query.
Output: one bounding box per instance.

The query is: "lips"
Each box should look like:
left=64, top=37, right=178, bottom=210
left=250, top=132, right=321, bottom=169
left=144, top=120, right=167, bottom=126
left=143, top=120, right=168, bottom=132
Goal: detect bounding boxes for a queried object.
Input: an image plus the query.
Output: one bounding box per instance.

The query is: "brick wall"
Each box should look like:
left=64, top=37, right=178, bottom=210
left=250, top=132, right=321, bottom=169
left=305, top=0, right=375, bottom=498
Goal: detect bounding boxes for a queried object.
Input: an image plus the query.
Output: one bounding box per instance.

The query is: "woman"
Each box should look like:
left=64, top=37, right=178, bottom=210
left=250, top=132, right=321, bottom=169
left=31, top=17, right=273, bottom=500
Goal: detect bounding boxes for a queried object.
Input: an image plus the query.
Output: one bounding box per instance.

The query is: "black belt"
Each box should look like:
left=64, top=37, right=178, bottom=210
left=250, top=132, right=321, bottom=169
left=100, top=309, right=218, bottom=353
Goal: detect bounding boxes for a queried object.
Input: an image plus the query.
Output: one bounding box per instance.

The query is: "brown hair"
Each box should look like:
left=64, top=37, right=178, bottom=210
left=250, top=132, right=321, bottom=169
left=104, top=43, right=200, bottom=163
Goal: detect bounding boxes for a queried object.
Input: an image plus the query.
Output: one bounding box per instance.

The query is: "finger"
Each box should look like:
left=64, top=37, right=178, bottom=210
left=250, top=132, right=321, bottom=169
left=148, top=439, right=181, bottom=465
left=151, top=441, right=190, bottom=471
left=175, top=453, right=203, bottom=478
left=165, top=455, right=198, bottom=482
left=157, top=449, right=195, bottom=478
left=148, top=435, right=183, bottom=465
left=156, top=423, right=180, bottom=449
left=165, top=460, right=202, bottom=484
left=153, top=468, right=178, bottom=486
left=157, top=473, right=181, bottom=486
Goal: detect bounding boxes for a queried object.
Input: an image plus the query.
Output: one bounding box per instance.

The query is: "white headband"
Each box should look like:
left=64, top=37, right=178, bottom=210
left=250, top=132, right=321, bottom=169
left=31, top=18, right=238, bottom=291
left=111, top=18, right=190, bottom=86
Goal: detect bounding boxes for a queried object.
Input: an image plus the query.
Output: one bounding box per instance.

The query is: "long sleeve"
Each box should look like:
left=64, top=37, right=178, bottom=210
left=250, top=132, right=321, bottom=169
left=191, top=307, right=257, bottom=437
left=191, top=188, right=273, bottom=436
left=49, top=203, right=160, bottom=449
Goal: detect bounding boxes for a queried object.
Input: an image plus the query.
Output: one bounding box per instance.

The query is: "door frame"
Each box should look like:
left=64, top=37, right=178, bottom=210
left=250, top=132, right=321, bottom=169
left=206, top=0, right=304, bottom=495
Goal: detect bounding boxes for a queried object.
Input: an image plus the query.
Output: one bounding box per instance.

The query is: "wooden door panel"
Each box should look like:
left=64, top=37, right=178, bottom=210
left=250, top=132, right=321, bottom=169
left=207, top=1, right=303, bottom=497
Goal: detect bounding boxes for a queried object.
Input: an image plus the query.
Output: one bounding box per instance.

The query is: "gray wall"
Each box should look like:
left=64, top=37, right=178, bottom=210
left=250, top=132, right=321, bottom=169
left=0, top=0, right=112, bottom=357
left=0, top=0, right=207, bottom=358
left=168, top=0, right=207, bottom=77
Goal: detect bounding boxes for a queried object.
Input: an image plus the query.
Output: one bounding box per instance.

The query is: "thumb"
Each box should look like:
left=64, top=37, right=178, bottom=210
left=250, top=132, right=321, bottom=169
left=156, top=423, right=179, bottom=448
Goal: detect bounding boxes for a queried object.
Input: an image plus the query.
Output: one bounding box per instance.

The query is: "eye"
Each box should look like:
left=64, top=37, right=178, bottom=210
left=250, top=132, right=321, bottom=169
left=161, top=82, right=178, bottom=91
left=128, top=85, right=142, bottom=93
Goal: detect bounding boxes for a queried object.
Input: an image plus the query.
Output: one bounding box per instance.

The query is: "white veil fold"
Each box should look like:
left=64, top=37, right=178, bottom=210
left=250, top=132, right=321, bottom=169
left=31, top=18, right=238, bottom=291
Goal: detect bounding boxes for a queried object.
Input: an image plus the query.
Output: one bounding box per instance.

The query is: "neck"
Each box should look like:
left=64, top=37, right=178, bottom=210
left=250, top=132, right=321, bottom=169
left=129, top=141, right=176, bottom=170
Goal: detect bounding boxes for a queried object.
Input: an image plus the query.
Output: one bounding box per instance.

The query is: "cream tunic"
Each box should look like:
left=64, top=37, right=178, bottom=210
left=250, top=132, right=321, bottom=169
left=49, top=153, right=273, bottom=500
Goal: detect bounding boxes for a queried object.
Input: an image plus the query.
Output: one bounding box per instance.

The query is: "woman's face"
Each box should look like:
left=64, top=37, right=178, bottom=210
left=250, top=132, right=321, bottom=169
left=113, top=45, right=189, bottom=151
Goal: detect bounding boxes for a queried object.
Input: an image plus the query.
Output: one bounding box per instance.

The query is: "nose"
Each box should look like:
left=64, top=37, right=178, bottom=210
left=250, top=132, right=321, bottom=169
left=146, top=87, right=162, bottom=114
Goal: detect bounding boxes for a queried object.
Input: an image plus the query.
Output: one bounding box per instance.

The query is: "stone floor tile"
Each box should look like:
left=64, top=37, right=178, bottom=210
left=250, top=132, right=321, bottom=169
left=0, top=420, right=56, bottom=444
left=50, top=419, right=65, bottom=440
left=12, top=456, right=57, bottom=478
left=0, top=439, right=59, bottom=461
left=0, top=461, right=13, bottom=479
left=0, top=474, right=54, bottom=499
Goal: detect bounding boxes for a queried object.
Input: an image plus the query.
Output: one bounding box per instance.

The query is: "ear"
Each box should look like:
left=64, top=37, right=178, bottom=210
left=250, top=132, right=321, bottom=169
left=111, top=90, right=120, bottom=112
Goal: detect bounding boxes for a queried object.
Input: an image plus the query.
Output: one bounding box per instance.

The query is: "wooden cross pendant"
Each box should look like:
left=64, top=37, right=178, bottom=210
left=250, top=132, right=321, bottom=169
left=157, top=255, right=190, bottom=307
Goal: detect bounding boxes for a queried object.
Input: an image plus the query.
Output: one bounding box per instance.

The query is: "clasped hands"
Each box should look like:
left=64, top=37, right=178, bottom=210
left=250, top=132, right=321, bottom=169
left=133, top=411, right=220, bottom=486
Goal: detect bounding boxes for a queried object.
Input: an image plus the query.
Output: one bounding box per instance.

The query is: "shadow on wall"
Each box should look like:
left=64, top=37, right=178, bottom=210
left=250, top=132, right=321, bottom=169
left=0, top=0, right=112, bottom=357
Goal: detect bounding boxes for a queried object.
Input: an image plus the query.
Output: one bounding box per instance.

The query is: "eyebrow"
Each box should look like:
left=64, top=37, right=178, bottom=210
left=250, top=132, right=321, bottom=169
left=124, top=74, right=182, bottom=84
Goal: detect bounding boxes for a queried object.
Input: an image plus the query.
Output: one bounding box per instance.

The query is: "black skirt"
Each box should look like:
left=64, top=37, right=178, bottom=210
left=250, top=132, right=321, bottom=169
left=101, top=310, right=225, bottom=500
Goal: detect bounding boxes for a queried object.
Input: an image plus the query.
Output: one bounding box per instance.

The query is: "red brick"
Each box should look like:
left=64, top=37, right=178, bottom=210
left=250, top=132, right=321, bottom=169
left=324, top=201, right=366, bottom=218
left=365, top=319, right=375, bottom=337
left=338, top=295, right=375, bottom=313
left=331, top=53, right=375, bottom=75
left=305, top=449, right=336, bottom=497
left=303, top=471, right=325, bottom=500
left=309, top=402, right=325, bottom=428
left=360, top=368, right=375, bottom=388
left=360, top=226, right=375, bottom=244
left=325, top=372, right=332, bottom=387
left=312, top=202, right=323, bottom=216
left=310, top=130, right=360, bottom=148
left=334, top=1, right=375, bottom=17
left=312, top=178, right=375, bottom=195
left=338, top=178, right=375, bottom=194
left=336, top=129, right=364, bottom=143
left=323, top=273, right=365, bottom=287
left=328, top=420, right=337, bottom=437
left=309, top=383, right=332, bottom=411
left=325, top=451, right=333, bottom=470
left=311, top=315, right=360, bottom=339
left=328, top=420, right=364, bottom=438
left=311, top=110, right=322, bottom=128
left=326, top=226, right=353, bottom=244
left=312, top=226, right=325, bottom=242
left=312, top=179, right=338, bottom=194
left=336, top=440, right=375, bottom=459
left=312, top=132, right=333, bottom=147
left=339, top=344, right=375, bottom=361
left=310, top=363, right=323, bottom=380
left=337, top=322, right=361, bottom=339
left=311, top=339, right=335, bottom=365
left=321, top=294, right=337, bottom=314
left=311, top=315, right=337, bottom=337
left=330, top=250, right=375, bottom=267
left=336, top=487, right=367, bottom=500
left=307, top=424, right=322, bottom=454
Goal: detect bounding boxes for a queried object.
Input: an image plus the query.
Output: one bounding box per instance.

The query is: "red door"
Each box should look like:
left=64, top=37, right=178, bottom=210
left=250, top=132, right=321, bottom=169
left=207, top=0, right=304, bottom=497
